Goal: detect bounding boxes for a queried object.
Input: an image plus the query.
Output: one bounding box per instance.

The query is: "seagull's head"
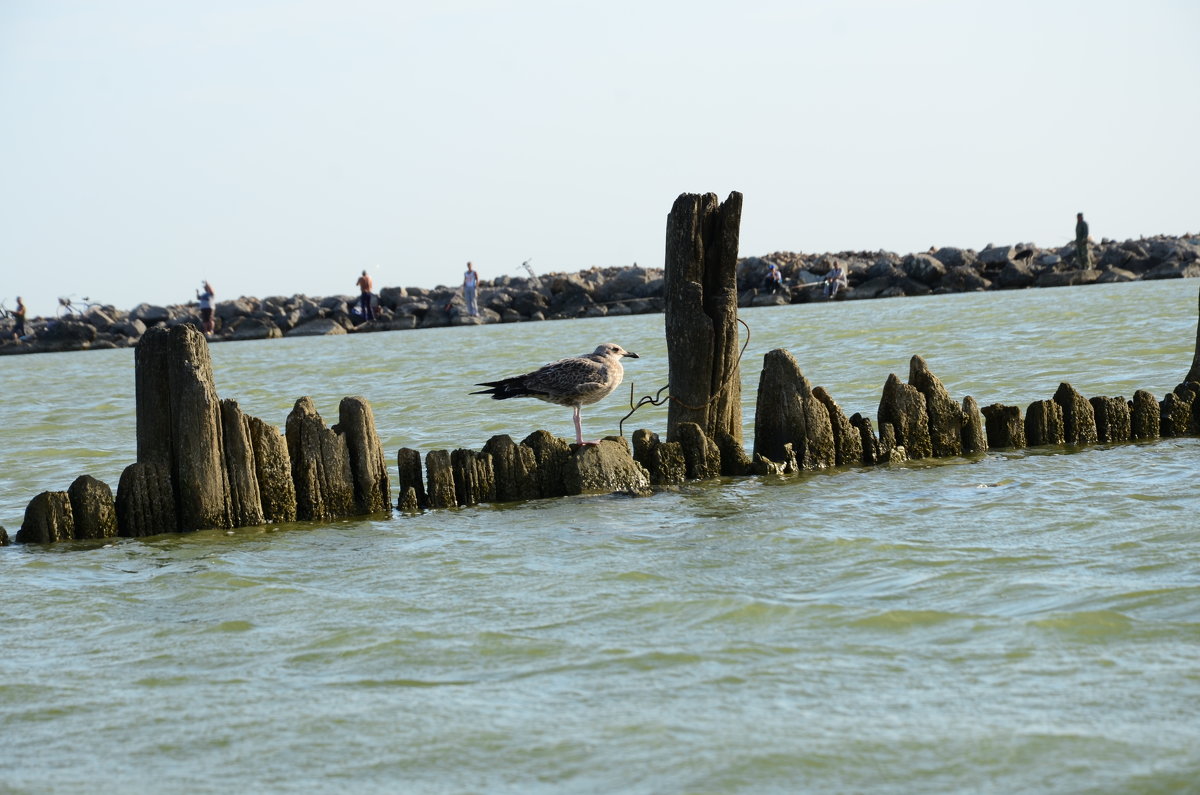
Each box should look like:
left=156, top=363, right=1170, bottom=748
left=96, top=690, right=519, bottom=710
left=594, top=343, right=638, bottom=359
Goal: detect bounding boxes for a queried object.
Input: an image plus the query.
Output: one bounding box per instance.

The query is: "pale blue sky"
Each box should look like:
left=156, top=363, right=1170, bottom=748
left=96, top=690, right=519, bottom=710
left=2, top=0, right=1197, bottom=316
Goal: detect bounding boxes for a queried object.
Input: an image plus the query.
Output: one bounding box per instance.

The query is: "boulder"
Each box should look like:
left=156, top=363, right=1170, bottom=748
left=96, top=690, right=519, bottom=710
left=286, top=318, right=348, bottom=337
left=940, top=265, right=991, bottom=292
left=130, top=303, right=172, bottom=324
left=901, top=253, right=946, bottom=285
left=995, top=260, right=1037, bottom=289
left=231, top=318, right=282, bottom=341
left=979, top=245, right=1015, bottom=265
left=41, top=319, right=97, bottom=344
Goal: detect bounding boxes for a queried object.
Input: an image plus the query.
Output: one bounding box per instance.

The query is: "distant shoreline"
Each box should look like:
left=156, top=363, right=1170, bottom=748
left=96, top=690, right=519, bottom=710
left=3, top=233, right=1197, bottom=357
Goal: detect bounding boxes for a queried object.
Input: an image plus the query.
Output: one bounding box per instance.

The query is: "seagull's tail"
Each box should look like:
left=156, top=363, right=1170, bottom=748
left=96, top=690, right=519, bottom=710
left=471, top=377, right=542, bottom=400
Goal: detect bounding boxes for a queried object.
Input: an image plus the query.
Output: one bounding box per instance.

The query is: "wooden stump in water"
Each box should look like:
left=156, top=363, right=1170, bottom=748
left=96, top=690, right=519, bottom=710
left=909, top=355, right=963, bottom=458
left=68, top=475, right=117, bottom=540
left=16, top=491, right=74, bottom=544
left=879, top=373, right=932, bottom=459
left=961, top=396, right=988, bottom=455
left=285, top=397, right=356, bottom=521
left=396, top=448, right=429, bottom=509
left=116, top=462, right=176, bottom=538
left=982, top=403, right=1025, bottom=449
left=1053, top=383, right=1098, bottom=446
left=1025, top=399, right=1065, bottom=447
left=664, top=191, right=748, bottom=474
left=1130, top=390, right=1160, bottom=440
left=337, top=397, right=391, bottom=514
left=248, top=415, right=297, bottom=524
left=1090, top=396, right=1130, bottom=443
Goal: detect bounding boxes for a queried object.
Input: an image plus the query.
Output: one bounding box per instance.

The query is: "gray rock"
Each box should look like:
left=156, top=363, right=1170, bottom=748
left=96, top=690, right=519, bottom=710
left=287, top=318, right=348, bottom=336
left=979, top=245, right=1015, bottom=265
left=231, top=318, right=282, bottom=341
left=994, top=260, right=1037, bottom=289
left=131, top=303, right=172, bottom=324
left=901, top=254, right=946, bottom=285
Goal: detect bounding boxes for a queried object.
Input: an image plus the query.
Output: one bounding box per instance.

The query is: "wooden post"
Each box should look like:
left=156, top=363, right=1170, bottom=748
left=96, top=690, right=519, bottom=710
left=1188, top=284, right=1200, bottom=384
left=664, top=191, right=747, bottom=474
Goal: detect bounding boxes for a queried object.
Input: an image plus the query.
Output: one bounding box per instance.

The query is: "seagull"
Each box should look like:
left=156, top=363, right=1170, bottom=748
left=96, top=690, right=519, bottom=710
left=472, top=342, right=639, bottom=445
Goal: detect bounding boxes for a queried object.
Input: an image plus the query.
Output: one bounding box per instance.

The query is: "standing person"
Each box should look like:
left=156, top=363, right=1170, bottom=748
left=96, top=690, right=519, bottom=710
left=1075, top=212, right=1092, bottom=268
left=197, top=281, right=215, bottom=335
left=356, top=269, right=375, bottom=320
left=11, top=296, right=26, bottom=339
left=463, top=261, right=479, bottom=317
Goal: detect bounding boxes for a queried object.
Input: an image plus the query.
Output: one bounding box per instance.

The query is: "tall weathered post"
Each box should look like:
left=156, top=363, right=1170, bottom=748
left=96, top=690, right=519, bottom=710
left=664, top=191, right=748, bottom=474
left=1187, top=284, right=1200, bottom=384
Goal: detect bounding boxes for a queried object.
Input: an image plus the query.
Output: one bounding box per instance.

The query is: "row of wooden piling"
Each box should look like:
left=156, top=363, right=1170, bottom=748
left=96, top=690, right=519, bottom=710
left=13, top=325, right=391, bottom=544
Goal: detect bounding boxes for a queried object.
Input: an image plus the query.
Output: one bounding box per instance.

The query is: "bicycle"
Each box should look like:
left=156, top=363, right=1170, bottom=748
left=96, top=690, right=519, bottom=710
left=56, top=295, right=102, bottom=318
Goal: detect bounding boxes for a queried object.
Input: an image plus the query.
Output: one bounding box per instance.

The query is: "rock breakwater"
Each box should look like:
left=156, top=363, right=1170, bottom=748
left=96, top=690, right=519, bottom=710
left=3, top=233, right=1197, bottom=356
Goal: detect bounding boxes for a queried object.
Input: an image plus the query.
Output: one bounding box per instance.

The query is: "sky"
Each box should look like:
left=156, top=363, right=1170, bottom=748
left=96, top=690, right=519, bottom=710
left=2, top=0, right=1198, bottom=317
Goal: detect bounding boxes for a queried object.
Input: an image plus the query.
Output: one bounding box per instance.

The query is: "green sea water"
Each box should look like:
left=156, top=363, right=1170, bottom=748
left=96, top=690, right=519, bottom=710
left=1, top=279, right=1198, bottom=794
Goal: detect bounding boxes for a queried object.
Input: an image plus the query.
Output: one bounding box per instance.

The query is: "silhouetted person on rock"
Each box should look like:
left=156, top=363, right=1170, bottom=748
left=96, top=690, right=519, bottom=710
left=1075, top=213, right=1091, bottom=268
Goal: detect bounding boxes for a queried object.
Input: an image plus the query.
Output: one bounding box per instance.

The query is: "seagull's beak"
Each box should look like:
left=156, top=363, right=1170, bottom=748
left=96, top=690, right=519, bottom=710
left=624, top=351, right=639, bottom=359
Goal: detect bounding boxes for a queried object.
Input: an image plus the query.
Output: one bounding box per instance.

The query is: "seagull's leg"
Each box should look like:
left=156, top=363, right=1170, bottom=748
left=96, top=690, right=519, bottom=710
left=573, top=405, right=586, bottom=445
